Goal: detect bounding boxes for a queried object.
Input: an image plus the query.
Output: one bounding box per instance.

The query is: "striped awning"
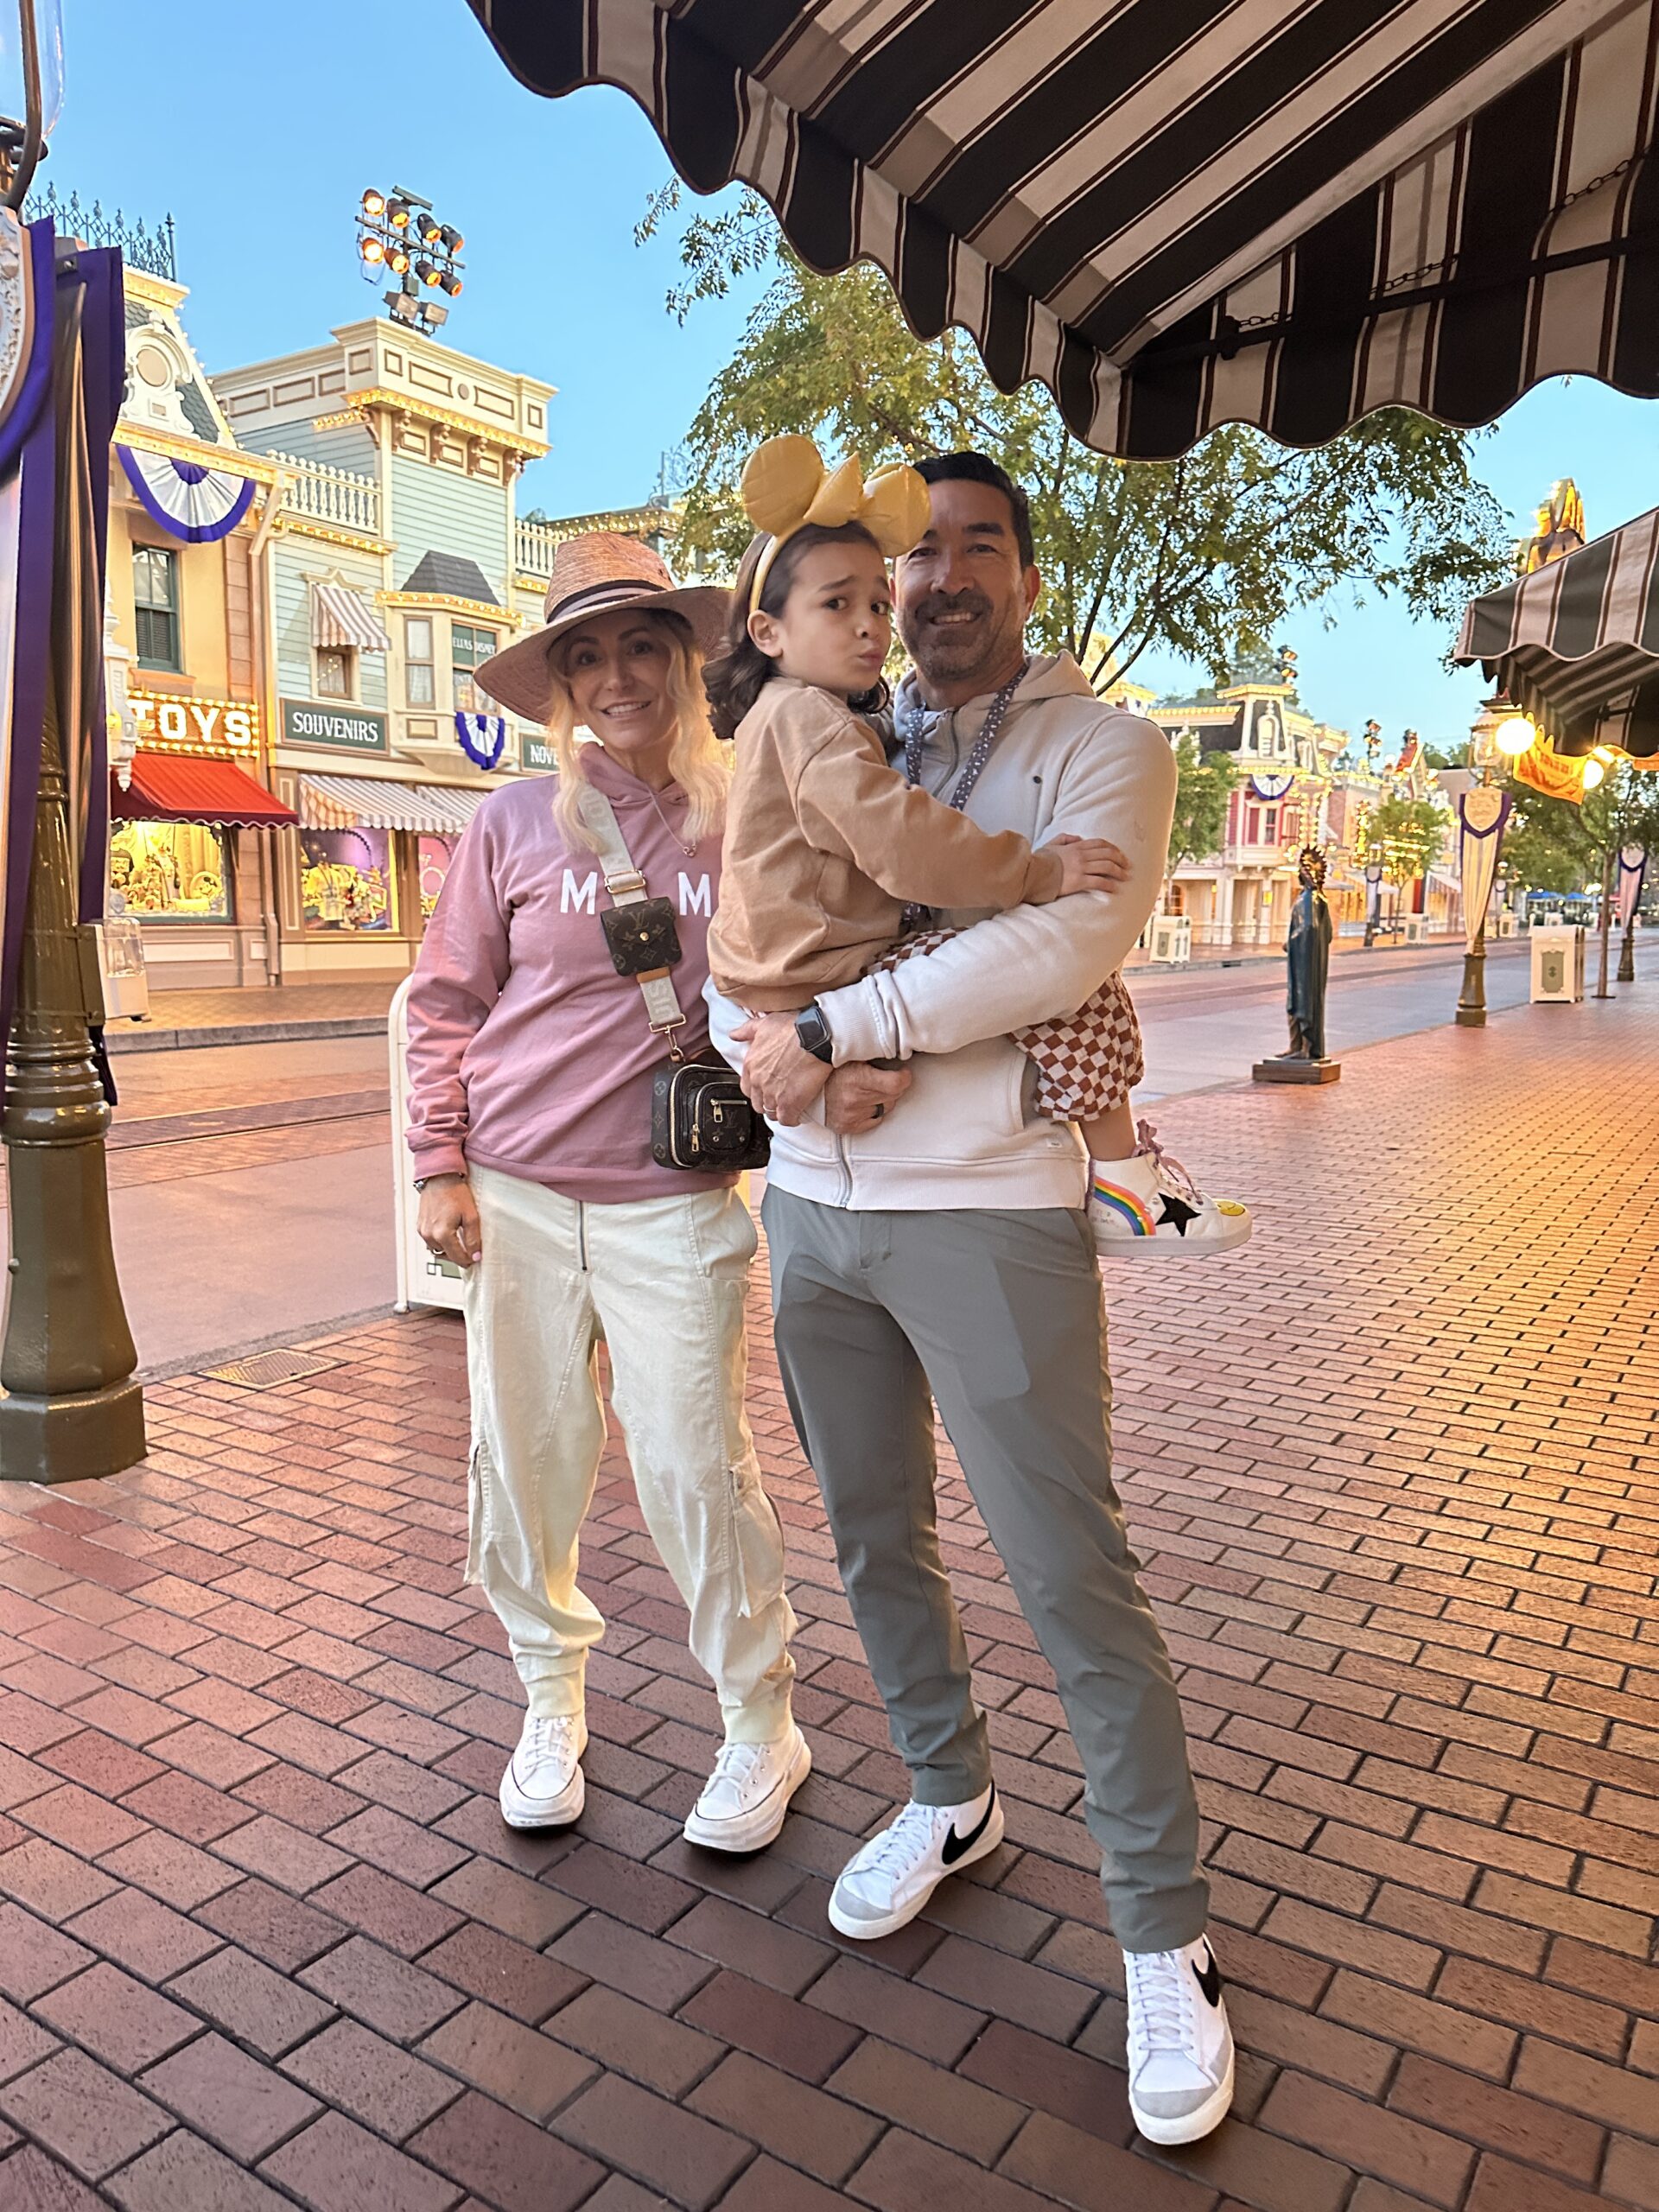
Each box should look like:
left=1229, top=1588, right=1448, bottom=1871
left=297, top=776, right=487, bottom=835
left=311, top=582, right=391, bottom=655
left=466, top=0, right=1659, bottom=460
left=1454, top=509, right=1659, bottom=758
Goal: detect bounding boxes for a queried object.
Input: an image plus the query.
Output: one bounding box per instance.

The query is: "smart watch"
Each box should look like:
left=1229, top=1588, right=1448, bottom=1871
left=793, top=1002, right=835, bottom=1063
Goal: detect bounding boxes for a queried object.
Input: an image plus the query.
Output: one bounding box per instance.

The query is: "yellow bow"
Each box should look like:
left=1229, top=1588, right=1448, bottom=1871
left=741, top=435, right=931, bottom=612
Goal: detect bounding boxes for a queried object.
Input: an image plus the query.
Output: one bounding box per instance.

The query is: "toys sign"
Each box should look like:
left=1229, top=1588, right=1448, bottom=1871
left=129, top=691, right=259, bottom=754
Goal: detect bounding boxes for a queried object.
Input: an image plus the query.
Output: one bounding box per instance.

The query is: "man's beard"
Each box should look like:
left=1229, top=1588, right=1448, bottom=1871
left=900, top=590, right=1024, bottom=688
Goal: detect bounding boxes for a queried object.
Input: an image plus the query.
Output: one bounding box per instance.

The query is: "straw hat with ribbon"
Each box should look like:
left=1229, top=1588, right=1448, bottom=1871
left=741, top=435, right=931, bottom=613
left=474, top=531, right=728, bottom=725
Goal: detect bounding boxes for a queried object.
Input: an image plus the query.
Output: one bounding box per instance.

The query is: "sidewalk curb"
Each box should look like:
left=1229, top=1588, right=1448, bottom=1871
left=107, top=1014, right=385, bottom=1053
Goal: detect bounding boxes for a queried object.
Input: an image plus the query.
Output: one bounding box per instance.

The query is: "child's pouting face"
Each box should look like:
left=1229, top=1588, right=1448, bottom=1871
left=750, top=536, right=892, bottom=701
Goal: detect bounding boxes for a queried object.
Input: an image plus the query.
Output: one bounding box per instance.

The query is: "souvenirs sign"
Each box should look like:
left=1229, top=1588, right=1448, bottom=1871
left=281, top=699, right=389, bottom=755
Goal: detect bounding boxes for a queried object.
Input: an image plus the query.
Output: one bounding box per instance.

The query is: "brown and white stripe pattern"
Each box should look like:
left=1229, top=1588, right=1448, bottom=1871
left=1455, top=505, right=1659, bottom=755
left=467, top=0, right=1656, bottom=460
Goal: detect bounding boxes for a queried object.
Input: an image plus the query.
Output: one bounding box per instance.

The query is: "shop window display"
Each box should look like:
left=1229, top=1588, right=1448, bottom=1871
left=416, top=833, right=457, bottom=923
left=110, top=821, right=231, bottom=918
left=301, top=826, right=397, bottom=932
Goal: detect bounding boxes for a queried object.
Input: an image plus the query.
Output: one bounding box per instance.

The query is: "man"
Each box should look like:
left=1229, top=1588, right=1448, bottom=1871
left=715, top=454, right=1233, bottom=2146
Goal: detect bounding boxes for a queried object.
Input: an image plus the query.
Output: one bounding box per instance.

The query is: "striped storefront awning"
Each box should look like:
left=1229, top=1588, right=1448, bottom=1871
left=466, top=0, right=1659, bottom=461
left=311, top=582, right=391, bottom=655
left=297, top=776, right=487, bottom=835
left=1454, top=509, right=1659, bottom=758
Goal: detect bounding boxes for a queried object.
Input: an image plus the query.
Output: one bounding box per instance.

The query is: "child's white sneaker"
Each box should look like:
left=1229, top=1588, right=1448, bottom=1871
left=1090, top=1122, right=1251, bottom=1258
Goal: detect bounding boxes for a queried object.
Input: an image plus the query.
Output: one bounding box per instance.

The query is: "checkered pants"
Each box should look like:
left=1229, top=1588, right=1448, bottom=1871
left=870, top=928, right=1144, bottom=1120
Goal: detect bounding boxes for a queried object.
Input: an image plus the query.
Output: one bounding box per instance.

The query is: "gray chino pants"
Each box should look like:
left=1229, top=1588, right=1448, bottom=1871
left=763, top=1185, right=1207, bottom=1952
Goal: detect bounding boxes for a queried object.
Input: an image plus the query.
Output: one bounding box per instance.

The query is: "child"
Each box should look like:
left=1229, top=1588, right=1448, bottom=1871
left=705, top=435, right=1251, bottom=1259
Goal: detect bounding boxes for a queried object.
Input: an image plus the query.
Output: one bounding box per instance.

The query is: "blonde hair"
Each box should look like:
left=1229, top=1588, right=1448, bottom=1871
left=544, top=615, right=728, bottom=855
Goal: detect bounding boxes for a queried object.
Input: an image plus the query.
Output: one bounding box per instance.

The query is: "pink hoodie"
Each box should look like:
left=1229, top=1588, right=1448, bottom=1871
left=404, top=746, right=734, bottom=1201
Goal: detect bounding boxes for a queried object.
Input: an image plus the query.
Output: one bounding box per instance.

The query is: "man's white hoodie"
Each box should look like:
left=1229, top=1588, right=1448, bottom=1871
left=708, top=652, right=1176, bottom=1212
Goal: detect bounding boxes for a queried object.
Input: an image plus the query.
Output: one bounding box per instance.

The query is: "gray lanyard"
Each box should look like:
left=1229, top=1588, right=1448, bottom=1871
left=897, top=659, right=1027, bottom=928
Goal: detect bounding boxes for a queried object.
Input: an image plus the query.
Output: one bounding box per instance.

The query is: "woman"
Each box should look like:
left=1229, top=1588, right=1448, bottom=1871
left=405, top=532, right=805, bottom=1849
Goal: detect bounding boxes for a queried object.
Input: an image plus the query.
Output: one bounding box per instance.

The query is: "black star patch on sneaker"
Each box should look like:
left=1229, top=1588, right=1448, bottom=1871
left=1157, top=1192, right=1199, bottom=1235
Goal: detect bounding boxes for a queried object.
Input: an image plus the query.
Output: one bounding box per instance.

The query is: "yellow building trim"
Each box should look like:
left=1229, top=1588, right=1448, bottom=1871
left=331, top=387, right=550, bottom=457
left=278, top=516, right=396, bottom=556
left=115, top=425, right=283, bottom=489
left=378, top=589, right=529, bottom=627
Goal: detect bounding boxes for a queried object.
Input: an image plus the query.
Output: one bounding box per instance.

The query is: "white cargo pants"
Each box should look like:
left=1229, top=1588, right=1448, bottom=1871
left=463, top=1164, right=797, bottom=1743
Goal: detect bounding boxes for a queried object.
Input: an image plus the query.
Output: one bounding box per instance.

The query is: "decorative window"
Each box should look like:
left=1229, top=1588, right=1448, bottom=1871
left=451, top=623, right=499, bottom=713
left=300, top=827, right=398, bottom=933
left=133, top=545, right=181, bottom=671
left=316, top=645, right=354, bottom=699
left=405, top=616, right=435, bottom=708
left=110, top=821, right=231, bottom=918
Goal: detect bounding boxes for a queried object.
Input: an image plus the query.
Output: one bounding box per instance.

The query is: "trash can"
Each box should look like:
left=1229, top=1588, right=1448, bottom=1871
left=1402, top=913, right=1427, bottom=945
left=94, top=917, right=149, bottom=1020
left=1529, top=923, right=1586, bottom=1003
left=1147, top=914, right=1192, bottom=964
left=390, top=976, right=467, bottom=1315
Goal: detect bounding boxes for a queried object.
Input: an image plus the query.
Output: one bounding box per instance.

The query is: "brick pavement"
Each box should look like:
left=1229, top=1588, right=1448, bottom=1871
left=0, top=994, right=1654, bottom=2210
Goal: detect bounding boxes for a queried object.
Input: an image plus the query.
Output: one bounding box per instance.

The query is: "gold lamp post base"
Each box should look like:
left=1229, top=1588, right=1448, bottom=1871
left=0, top=1376, right=145, bottom=1483
left=1, top=688, right=145, bottom=1484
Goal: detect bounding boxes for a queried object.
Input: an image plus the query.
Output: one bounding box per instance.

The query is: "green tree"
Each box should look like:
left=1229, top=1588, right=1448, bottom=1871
left=640, top=186, right=1513, bottom=691
left=1503, top=761, right=1659, bottom=988
left=1353, top=794, right=1452, bottom=932
left=1169, top=736, right=1239, bottom=869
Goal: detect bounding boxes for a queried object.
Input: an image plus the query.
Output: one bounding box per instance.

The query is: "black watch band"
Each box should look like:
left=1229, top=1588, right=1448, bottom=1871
left=794, top=1003, right=835, bottom=1064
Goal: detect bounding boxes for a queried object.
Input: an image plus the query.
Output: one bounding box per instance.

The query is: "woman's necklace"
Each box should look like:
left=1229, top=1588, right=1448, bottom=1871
left=645, top=783, right=696, bottom=858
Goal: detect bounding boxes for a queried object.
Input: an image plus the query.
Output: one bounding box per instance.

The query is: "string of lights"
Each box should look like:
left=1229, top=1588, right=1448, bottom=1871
left=355, top=186, right=464, bottom=334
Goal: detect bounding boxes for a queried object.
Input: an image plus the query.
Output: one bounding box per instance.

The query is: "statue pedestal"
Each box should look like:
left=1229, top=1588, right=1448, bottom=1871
left=1252, top=1056, right=1341, bottom=1085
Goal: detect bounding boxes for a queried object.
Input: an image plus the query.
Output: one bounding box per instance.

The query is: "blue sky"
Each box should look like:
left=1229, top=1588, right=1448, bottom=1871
left=48, top=0, right=1659, bottom=749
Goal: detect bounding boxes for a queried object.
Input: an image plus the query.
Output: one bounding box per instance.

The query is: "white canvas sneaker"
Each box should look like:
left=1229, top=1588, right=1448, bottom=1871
left=499, top=1713, right=588, bottom=1830
left=683, top=1724, right=812, bottom=1853
left=1124, top=1934, right=1236, bottom=2145
left=828, top=1784, right=1002, bottom=1939
left=1090, top=1121, right=1252, bottom=1259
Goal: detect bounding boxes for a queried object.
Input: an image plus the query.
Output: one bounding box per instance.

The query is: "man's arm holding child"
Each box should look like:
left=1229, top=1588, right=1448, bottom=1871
left=818, top=712, right=1176, bottom=1067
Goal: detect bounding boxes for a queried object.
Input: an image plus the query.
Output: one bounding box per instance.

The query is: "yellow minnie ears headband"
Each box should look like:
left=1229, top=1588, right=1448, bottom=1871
left=741, top=435, right=931, bottom=613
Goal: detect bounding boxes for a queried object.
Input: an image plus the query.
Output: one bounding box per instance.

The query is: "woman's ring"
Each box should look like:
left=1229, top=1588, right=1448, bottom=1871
left=871, top=1103, right=886, bottom=1122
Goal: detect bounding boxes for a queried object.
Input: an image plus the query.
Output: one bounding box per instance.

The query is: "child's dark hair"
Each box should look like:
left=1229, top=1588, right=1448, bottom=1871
left=703, top=520, right=890, bottom=741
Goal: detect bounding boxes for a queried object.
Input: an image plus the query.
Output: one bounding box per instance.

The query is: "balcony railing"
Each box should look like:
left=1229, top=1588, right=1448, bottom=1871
left=27, top=184, right=177, bottom=280
left=271, top=454, right=381, bottom=537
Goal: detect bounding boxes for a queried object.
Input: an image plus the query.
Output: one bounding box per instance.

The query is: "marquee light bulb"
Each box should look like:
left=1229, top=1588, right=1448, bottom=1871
left=1581, top=757, right=1605, bottom=789
left=1493, top=715, right=1535, bottom=756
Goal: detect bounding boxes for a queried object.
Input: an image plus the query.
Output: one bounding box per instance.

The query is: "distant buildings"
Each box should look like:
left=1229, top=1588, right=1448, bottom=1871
left=104, top=251, right=667, bottom=990
left=1101, top=668, right=1463, bottom=950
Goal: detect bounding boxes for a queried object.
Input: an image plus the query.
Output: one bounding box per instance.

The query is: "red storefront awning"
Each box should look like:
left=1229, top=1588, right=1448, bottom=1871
left=112, top=753, right=296, bottom=828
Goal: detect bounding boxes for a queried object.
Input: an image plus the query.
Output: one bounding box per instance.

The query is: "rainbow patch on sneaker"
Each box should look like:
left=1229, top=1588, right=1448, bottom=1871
left=1090, top=1174, right=1157, bottom=1236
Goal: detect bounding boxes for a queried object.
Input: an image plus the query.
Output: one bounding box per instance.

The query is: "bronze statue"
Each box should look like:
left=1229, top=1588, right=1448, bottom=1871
left=1284, top=845, right=1333, bottom=1060
left=1254, top=846, right=1340, bottom=1084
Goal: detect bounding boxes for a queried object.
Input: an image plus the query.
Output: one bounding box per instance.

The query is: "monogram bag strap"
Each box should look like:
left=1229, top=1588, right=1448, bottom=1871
left=575, top=779, right=688, bottom=1056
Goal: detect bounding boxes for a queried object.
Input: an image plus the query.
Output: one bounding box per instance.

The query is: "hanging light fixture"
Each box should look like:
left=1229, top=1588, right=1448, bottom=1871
left=1493, top=714, right=1535, bottom=756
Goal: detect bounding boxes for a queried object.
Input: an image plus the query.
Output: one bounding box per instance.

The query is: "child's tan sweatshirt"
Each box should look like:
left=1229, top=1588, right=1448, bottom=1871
left=707, top=675, right=1063, bottom=1014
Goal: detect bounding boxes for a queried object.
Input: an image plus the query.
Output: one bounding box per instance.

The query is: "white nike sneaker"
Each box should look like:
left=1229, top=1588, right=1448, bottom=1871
left=1124, top=1934, right=1236, bottom=2145
left=683, top=1724, right=812, bottom=1853
left=827, top=1783, right=1002, bottom=1940
left=1090, top=1121, right=1252, bottom=1258
left=499, top=1713, right=588, bottom=1830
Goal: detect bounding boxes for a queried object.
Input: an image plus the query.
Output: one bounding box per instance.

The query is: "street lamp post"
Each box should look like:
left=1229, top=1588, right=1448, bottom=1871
left=0, top=0, right=144, bottom=1482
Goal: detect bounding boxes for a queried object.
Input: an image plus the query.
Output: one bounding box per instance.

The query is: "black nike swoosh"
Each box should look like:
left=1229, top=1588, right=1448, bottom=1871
left=1192, top=1948, right=1223, bottom=2007
left=940, top=1789, right=996, bottom=1867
